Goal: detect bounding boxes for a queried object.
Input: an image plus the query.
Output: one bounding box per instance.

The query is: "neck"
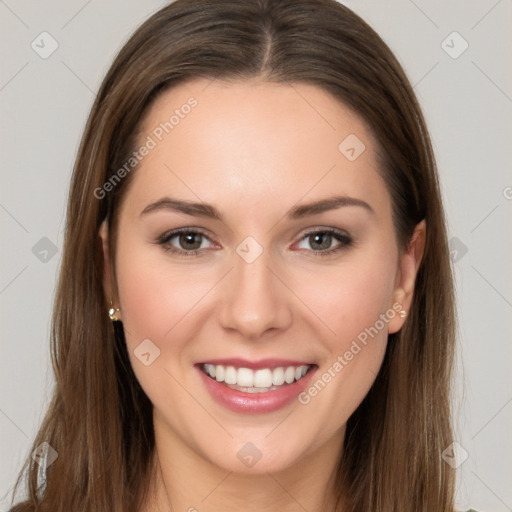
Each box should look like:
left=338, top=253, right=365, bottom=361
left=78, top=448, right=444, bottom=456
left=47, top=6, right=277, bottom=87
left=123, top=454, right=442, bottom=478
left=143, top=414, right=346, bottom=512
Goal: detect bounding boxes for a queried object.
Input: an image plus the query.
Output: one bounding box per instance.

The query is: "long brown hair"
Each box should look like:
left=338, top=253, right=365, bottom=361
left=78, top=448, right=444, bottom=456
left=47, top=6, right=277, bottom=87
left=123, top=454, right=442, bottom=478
left=10, top=0, right=456, bottom=510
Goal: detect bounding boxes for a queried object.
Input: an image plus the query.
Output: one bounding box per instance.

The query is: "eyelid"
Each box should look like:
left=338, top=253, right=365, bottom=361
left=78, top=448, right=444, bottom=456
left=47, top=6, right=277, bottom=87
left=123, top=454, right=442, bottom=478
left=155, top=227, right=219, bottom=255
left=156, top=226, right=353, bottom=256
left=292, top=226, right=353, bottom=255
left=298, top=226, right=351, bottom=239
left=158, top=226, right=213, bottom=240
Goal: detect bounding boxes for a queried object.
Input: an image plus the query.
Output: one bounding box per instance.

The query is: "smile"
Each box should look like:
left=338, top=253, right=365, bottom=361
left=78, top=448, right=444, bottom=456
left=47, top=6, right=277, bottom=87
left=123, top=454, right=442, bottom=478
left=201, top=363, right=312, bottom=393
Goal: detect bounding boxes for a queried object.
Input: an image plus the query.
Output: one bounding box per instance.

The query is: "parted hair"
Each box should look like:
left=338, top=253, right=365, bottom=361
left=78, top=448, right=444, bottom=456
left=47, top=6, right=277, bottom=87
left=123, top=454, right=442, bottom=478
left=10, top=1, right=456, bottom=510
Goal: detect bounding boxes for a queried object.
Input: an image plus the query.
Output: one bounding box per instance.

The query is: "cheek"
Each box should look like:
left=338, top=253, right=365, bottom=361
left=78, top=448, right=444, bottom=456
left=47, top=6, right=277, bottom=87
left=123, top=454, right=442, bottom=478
left=291, top=251, right=396, bottom=415
left=297, top=249, right=397, bottom=347
left=114, top=241, right=219, bottom=406
left=115, top=238, right=217, bottom=345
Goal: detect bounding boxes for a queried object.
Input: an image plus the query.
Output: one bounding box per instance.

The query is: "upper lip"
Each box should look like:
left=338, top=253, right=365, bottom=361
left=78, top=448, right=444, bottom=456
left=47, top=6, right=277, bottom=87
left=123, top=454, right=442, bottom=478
left=196, top=358, right=315, bottom=370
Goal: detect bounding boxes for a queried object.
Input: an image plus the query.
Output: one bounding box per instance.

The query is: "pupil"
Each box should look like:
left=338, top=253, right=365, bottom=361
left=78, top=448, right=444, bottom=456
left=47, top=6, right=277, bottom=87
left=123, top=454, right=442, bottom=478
left=180, top=233, right=201, bottom=250
left=311, top=233, right=331, bottom=250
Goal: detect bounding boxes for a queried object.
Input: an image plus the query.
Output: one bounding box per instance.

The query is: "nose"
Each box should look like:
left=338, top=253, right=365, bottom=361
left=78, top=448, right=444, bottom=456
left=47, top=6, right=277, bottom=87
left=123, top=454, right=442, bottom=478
left=217, top=248, right=293, bottom=341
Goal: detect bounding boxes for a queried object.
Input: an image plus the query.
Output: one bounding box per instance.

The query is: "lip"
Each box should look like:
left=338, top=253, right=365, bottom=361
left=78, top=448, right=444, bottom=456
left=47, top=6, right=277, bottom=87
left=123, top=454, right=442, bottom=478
left=196, top=358, right=314, bottom=370
left=195, top=363, right=318, bottom=414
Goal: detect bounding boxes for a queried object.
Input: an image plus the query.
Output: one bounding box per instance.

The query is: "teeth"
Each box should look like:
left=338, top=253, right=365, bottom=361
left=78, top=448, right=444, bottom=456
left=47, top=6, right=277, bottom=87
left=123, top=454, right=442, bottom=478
left=202, top=363, right=311, bottom=389
left=254, top=369, right=271, bottom=387
left=284, top=366, right=295, bottom=384
left=272, top=367, right=285, bottom=385
left=224, top=366, right=237, bottom=385
left=215, top=365, right=224, bottom=382
left=237, top=367, right=254, bottom=387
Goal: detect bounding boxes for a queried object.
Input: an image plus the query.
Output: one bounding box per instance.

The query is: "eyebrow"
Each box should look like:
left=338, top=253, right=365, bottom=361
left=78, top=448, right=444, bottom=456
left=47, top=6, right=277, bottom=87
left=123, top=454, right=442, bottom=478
left=139, top=194, right=374, bottom=220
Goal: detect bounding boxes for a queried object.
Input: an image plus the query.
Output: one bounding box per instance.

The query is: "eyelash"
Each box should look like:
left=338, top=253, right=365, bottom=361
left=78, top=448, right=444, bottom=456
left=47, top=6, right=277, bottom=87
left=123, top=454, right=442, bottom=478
left=156, top=227, right=353, bottom=258
left=297, top=228, right=353, bottom=256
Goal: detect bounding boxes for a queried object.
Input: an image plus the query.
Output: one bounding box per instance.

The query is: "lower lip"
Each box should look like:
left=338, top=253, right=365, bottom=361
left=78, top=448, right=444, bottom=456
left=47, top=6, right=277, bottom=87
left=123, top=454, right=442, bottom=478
left=196, top=365, right=318, bottom=414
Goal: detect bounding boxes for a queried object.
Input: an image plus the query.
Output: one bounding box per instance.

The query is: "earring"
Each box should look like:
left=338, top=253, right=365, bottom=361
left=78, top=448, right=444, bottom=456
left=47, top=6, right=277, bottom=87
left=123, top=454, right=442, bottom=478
left=108, top=298, right=120, bottom=322
left=399, top=309, right=407, bottom=318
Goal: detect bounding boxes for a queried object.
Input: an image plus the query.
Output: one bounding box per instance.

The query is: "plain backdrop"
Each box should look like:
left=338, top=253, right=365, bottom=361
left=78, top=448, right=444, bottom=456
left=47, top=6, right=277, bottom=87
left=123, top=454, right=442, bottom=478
left=1, top=1, right=511, bottom=511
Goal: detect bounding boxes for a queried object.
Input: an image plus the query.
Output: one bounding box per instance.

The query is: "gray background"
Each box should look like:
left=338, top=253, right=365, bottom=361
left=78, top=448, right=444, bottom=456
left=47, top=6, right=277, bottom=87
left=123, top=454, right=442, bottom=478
left=1, top=1, right=511, bottom=510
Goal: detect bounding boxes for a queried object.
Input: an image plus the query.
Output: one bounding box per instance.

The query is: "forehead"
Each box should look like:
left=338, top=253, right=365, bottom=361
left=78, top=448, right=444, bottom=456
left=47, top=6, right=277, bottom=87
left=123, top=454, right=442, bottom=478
left=122, top=78, right=389, bottom=221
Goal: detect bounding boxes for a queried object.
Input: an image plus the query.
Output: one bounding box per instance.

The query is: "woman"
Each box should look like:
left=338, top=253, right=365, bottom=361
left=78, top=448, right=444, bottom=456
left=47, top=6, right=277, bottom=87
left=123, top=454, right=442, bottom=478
left=9, top=0, right=474, bottom=510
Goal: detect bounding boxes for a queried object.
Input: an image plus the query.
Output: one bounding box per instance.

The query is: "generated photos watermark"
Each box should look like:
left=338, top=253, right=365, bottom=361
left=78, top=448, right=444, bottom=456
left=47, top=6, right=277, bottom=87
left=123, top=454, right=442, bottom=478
left=93, top=97, right=198, bottom=200
left=298, top=302, right=404, bottom=405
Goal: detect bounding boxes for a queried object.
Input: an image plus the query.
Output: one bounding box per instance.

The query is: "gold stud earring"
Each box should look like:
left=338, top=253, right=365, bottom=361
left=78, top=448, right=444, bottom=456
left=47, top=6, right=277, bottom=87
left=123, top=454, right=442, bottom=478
left=108, top=298, right=120, bottom=322
left=399, top=309, right=407, bottom=318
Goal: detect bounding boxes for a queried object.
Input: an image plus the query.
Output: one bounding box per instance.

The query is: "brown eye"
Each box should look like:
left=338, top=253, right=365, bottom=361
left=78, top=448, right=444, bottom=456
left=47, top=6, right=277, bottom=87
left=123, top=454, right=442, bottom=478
left=308, top=232, right=334, bottom=251
left=157, top=228, right=215, bottom=256
left=178, top=232, right=203, bottom=250
left=295, top=228, right=353, bottom=257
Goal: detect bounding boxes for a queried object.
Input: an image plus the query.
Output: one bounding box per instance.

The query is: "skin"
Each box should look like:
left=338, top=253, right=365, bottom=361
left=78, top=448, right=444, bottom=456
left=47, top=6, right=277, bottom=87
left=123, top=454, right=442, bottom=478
left=99, top=78, right=425, bottom=511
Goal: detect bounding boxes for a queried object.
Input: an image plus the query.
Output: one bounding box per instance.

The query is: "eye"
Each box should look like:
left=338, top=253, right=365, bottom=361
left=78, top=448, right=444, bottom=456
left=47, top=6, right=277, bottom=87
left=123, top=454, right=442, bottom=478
left=156, top=228, right=217, bottom=256
left=155, top=227, right=353, bottom=258
left=295, top=228, right=353, bottom=256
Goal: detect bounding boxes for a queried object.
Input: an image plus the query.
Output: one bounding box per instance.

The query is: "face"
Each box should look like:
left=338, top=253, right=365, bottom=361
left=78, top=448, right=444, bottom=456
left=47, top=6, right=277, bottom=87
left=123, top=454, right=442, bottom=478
left=100, top=78, right=423, bottom=475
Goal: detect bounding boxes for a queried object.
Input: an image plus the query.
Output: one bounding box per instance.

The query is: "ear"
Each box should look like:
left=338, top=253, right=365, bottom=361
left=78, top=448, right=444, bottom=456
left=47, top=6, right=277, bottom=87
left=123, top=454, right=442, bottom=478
left=98, top=219, right=122, bottom=320
left=387, top=220, right=426, bottom=334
